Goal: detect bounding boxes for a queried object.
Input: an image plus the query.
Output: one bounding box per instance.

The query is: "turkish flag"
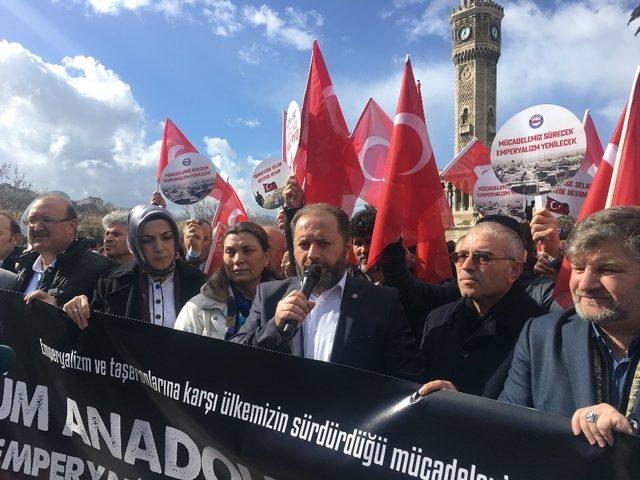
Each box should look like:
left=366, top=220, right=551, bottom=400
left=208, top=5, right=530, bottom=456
left=579, top=110, right=604, bottom=176
left=546, top=197, right=570, bottom=215
left=606, top=66, right=640, bottom=207
left=351, top=98, right=393, bottom=208
left=296, top=40, right=363, bottom=216
left=209, top=176, right=247, bottom=227
left=368, top=57, right=451, bottom=283
left=203, top=176, right=248, bottom=275
left=441, top=137, right=491, bottom=197
left=552, top=105, right=626, bottom=308
left=157, top=118, right=199, bottom=182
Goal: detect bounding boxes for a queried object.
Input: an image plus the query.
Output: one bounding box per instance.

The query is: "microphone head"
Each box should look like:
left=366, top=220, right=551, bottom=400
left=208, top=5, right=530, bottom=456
left=304, top=263, right=321, bottom=281
left=0, top=345, right=16, bottom=375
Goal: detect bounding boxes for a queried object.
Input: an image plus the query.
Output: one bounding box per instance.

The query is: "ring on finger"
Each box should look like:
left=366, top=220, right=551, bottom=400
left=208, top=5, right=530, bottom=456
left=586, top=410, right=599, bottom=423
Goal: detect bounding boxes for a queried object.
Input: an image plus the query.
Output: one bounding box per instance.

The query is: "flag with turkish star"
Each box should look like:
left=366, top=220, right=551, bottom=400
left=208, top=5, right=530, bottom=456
left=367, top=56, right=451, bottom=283
left=441, top=137, right=491, bottom=197
left=552, top=105, right=627, bottom=308
left=203, top=176, right=248, bottom=276
left=209, top=176, right=247, bottom=227
left=296, top=40, right=363, bottom=216
left=157, top=117, right=199, bottom=181
left=606, top=66, right=640, bottom=207
left=579, top=110, right=604, bottom=176
left=351, top=98, right=393, bottom=208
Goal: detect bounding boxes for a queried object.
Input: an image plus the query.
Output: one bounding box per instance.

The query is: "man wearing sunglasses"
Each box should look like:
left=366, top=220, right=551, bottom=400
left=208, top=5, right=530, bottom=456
left=418, top=220, right=545, bottom=399
left=15, top=194, right=115, bottom=306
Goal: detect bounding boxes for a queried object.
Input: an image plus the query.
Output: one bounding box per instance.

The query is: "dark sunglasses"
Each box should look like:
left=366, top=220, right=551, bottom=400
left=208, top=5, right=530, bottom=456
left=450, top=251, right=516, bottom=266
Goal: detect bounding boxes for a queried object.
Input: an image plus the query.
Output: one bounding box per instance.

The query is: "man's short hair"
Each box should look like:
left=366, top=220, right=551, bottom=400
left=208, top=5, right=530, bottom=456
left=565, top=206, right=640, bottom=261
left=102, top=211, right=129, bottom=230
left=291, top=203, right=350, bottom=243
left=35, top=194, right=78, bottom=220
left=350, top=205, right=376, bottom=239
left=470, top=221, right=524, bottom=260
left=0, top=212, right=20, bottom=236
left=476, top=214, right=525, bottom=244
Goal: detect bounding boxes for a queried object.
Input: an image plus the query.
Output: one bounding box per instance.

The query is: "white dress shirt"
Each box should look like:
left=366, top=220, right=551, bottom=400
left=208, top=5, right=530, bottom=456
left=148, top=273, right=177, bottom=328
left=24, top=256, right=56, bottom=295
left=302, top=272, right=347, bottom=362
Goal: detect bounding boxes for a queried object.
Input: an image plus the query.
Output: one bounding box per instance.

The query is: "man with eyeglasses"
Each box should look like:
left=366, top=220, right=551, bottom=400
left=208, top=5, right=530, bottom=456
left=418, top=220, right=545, bottom=399
left=15, top=195, right=115, bottom=306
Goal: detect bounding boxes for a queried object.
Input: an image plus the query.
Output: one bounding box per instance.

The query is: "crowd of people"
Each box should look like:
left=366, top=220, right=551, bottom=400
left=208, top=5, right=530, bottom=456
left=1, top=175, right=639, bottom=451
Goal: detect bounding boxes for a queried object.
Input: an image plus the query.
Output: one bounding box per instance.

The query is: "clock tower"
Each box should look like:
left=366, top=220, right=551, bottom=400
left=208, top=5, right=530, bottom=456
left=450, top=0, right=503, bottom=155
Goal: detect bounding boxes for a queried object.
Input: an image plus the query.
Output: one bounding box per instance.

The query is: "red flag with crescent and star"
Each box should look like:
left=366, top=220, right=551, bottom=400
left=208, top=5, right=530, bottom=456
left=367, top=56, right=451, bottom=282
left=296, top=40, right=363, bottom=216
left=203, top=176, right=248, bottom=275
left=441, top=137, right=491, bottom=197
left=351, top=98, right=393, bottom=208
left=157, top=118, right=199, bottom=182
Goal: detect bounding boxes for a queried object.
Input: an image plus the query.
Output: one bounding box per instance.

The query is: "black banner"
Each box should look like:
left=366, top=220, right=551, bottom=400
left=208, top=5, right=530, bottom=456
left=0, top=289, right=638, bottom=479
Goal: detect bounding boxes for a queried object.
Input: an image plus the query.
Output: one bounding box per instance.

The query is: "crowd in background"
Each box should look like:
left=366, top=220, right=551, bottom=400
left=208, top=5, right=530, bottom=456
left=1, top=174, right=639, bottom=451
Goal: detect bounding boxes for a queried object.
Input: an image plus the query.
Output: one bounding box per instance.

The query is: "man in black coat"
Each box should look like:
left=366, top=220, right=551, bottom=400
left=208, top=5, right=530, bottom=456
left=231, top=203, right=424, bottom=383
left=418, top=220, right=545, bottom=399
left=16, top=195, right=115, bottom=306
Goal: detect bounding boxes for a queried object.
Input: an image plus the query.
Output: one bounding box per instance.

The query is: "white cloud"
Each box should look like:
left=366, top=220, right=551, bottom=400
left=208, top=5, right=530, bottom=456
left=238, top=42, right=278, bottom=64
left=72, top=0, right=322, bottom=48
left=400, top=0, right=452, bottom=40
left=498, top=1, right=640, bottom=123
left=203, top=0, right=242, bottom=36
left=203, top=136, right=261, bottom=208
left=0, top=39, right=159, bottom=206
left=243, top=4, right=320, bottom=50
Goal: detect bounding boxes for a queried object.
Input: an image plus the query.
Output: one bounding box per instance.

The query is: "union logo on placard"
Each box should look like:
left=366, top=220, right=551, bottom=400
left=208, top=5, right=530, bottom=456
left=529, top=114, right=544, bottom=129
left=182, top=157, right=192, bottom=166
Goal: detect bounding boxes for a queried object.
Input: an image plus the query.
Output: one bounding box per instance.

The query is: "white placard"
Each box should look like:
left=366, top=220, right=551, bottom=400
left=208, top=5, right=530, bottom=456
left=285, top=101, right=301, bottom=170
left=159, top=153, right=217, bottom=205
left=251, top=157, right=290, bottom=209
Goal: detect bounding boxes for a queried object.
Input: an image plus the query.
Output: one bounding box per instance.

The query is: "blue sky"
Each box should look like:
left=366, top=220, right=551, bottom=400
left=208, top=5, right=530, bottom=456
left=0, top=0, right=638, bottom=213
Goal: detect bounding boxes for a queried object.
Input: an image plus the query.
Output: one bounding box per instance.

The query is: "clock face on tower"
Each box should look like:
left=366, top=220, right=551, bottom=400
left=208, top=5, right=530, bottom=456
left=459, top=26, right=472, bottom=41
left=491, top=25, right=499, bottom=40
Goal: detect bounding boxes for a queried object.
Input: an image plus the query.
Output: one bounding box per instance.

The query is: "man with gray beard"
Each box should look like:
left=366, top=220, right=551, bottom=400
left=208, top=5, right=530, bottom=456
left=500, top=206, right=640, bottom=447
left=231, top=203, right=424, bottom=382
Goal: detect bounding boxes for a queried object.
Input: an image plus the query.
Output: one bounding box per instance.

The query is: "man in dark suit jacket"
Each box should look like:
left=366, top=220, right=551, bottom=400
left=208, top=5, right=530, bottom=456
left=231, top=203, right=424, bottom=383
left=500, top=207, right=640, bottom=448
left=0, top=268, right=17, bottom=290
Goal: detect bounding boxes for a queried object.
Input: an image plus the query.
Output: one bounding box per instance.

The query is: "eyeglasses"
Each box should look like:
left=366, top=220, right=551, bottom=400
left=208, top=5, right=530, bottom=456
left=26, top=217, right=75, bottom=227
left=449, top=251, right=516, bottom=266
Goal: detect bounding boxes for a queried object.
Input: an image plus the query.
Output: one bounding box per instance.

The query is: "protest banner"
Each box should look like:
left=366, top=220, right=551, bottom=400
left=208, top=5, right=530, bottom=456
left=157, top=119, right=217, bottom=206
left=250, top=157, right=290, bottom=210
left=1, top=289, right=639, bottom=480
left=479, top=104, right=589, bottom=220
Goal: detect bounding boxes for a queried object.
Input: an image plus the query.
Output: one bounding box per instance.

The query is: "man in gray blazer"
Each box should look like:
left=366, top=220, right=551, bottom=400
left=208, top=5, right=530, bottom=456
left=231, top=203, right=424, bottom=383
left=500, top=206, right=640, bottom=447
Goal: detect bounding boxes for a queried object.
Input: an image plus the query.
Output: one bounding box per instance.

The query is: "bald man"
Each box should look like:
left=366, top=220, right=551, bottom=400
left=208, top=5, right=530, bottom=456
left=15, top=195, right=115, bottom=306
left=262, top=225, right=287, bottom=280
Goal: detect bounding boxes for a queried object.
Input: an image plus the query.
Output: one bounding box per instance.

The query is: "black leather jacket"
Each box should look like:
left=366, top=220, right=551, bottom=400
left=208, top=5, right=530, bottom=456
left=15, top=238, right=116, bottom=306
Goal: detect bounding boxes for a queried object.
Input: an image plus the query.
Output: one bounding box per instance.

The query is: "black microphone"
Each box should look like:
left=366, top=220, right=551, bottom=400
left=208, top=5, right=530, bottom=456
left=282, top=264, right=321, bottom=339
left=0, top=345, right=16, bottom=375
